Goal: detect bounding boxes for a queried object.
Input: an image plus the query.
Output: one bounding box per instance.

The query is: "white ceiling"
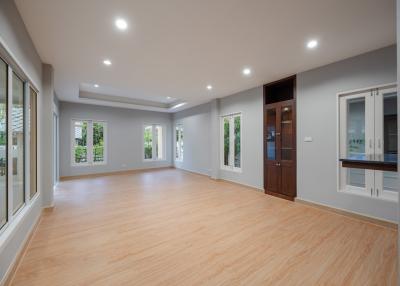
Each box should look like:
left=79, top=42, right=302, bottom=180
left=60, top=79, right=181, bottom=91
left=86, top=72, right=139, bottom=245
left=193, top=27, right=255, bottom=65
left=15, top=0, right=395, bottom=112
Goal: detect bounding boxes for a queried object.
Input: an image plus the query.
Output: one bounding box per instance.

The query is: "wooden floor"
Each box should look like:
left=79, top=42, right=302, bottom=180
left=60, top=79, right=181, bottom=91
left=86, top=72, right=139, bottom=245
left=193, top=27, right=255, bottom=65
left=11, top=169, right=397, bottom=285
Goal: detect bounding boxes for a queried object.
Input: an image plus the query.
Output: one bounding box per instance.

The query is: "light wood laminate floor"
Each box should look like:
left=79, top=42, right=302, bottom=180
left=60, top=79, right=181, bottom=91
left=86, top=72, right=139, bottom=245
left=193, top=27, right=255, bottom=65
left=11, top=169, right=397, bottom=285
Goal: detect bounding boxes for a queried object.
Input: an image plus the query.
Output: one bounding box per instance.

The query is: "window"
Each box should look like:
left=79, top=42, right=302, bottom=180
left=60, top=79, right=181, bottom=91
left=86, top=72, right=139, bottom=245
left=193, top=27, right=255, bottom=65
left=339, top=85, right=398, bottom=201
left=0, top=59, right=7, bottom=229
left=29, top=88, right=37, bottom=198
left=143, top=124, right=165, bottom=161
left=0, top=56, right=39, bottom=234
left=175, top=125, right=183, bottom=161
left=221, top=113, right=241, bottom=171
left=71, top=120, right=107, bottom=165
left=12, top=72, right=24, bottom=214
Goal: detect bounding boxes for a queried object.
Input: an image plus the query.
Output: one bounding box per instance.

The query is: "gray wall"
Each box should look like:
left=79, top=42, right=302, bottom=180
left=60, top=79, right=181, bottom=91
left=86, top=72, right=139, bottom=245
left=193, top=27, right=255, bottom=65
left=59, top=102, right=173, bottom=177
left=172, top=102, right=212, bottom=176
left=297, top=45, right=397, bottom=222
left=219, top=87, right=264, bottom=190
left=0, top=0, right=43, bottom=282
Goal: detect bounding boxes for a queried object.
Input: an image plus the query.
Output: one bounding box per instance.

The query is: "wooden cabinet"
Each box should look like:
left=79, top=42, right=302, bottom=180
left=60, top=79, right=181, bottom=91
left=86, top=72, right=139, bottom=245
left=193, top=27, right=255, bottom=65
left=263, top=76, right=296, bottom=200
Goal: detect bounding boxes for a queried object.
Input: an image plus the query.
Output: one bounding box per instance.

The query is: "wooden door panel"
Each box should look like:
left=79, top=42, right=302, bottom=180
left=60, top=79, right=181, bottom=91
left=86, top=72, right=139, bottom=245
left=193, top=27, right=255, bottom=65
left=265, top=163, right=280, bottom=193
left=280, top=163, right=295, bottom=197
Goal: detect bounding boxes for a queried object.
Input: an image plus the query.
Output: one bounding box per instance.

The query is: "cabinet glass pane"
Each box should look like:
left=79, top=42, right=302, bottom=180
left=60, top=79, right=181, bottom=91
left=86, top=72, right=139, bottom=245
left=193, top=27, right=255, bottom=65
left=234, top=116, right=241, bottom=168
left=266, top=109, right=276, bottom=160
left=0, top=60, right=7, bottom=228
left=281, top=106, right=292, bottom=160
left=223, top=118, right=230, bottom=166
left=12, top=73, right=24, bottom=213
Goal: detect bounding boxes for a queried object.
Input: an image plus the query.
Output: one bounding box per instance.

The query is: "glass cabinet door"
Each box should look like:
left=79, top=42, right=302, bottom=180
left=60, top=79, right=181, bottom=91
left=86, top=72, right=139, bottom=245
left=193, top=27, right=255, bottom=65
left=266, top=108, right=277, bottom=160
left=281, top=105, right=293, bottom=161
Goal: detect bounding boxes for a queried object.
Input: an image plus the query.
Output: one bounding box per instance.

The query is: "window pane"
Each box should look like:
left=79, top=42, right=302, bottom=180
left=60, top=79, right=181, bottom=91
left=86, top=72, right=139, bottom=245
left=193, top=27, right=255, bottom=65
left=29, top=88, right=37, bottom=198
left=93, top=122, right=104, bottom=163
left=347, top=168, right=365, bottom=188
left=144, top=125, right=152, bottom=159
left=346, top=98, right=365, bottom=188
left=347, top=98, right=365, bottom=157
left=12, top=73, right=24, bottom=213
left=0, top=60, right=7, bottom=228
left=179, top=127, right=183, bottom=160
left=234, top=116, right=240, bottom=168
left=383, top=92, right=397, bottom=192
left=155, top=125, right=163, bottom=160
left=223, top=118, right=230, bottom=166
left=74, top=121, right=87, bottom=163
left=175, top=127, right=179, bottom=159
left=175, top=126, right=183, bottom=161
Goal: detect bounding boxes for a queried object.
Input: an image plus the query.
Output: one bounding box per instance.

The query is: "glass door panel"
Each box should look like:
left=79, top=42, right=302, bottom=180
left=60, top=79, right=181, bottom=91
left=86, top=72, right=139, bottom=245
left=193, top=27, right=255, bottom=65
left=281, top=105, right=292, bottom=160
left=266, top=108, right=276, bottom=160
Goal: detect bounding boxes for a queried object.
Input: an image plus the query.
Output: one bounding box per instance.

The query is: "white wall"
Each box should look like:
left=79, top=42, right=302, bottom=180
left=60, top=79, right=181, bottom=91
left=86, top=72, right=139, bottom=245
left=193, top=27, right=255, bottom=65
left=172, top=102, right=212, bottom=176
left=0, top=0, right=44, bottom=282
left=297, top=45, right=397, bottom=222
left=219, top=87, right=264, bottom=190
left=59, top=102, right=173, bottom=177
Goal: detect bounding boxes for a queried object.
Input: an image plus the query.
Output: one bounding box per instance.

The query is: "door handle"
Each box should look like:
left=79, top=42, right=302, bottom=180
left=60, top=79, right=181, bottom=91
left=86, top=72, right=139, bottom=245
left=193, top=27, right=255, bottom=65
left=276, top=133, right=281, bottom=136
left=275, top=162, right=281, bottom=166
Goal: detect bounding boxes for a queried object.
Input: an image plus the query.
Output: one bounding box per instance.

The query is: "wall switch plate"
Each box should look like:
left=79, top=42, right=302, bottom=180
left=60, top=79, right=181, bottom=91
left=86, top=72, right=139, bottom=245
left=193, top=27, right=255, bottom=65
left=304, top=137, right=313, bottom=142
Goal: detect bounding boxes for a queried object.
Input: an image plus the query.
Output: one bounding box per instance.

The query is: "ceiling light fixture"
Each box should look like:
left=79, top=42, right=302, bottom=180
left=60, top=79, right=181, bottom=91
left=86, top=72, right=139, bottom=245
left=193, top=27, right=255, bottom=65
left=242, top=68, right=251, bottom=76
left=171, top=102, right=186, bottom=109
left=307, top=39, right=318, bottom=49
left=103, top=59, right=112, bottom=66
left=166, top=96, right=172, bottom=99
left=207, top=85, right=213, bottom=90
left=115, top=18, right=128, bottom=30
left=94, top=84, right=99, bottom=88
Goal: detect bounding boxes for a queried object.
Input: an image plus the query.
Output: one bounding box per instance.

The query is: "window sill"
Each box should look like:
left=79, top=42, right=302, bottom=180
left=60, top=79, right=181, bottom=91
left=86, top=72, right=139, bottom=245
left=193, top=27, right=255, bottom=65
left=143, top=159, right=167, bottom=163
left=220, top=166, right=242, bottom=173
left=72, top=162, right=107, bottom=167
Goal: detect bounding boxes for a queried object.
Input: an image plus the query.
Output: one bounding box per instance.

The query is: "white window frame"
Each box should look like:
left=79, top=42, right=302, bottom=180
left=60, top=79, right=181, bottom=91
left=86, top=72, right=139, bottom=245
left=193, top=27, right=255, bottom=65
left=337, top=83, right=398, bottom=202
left=220, top=112, right=242, bottom=172
left=70, top=119, right=107, bottom=166
left=143, top=124, right=166, bottom=162
left=175, top=124, right=183, bottom=162
left=0, top=52, right=40, bottom=238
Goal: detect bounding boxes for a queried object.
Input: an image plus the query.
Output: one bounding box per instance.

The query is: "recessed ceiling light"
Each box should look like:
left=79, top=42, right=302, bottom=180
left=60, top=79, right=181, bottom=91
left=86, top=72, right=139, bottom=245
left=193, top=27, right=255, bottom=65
left=166, top=96, right=172, bottom=99
left=94, top=84, right=99, bottom=88
left=307, top=39, right=318, bottom=49
left=242, top=68, right=251, bottom=76
left=103, top=59, right=112, bottom=66
left=207, top=85, right=213, bottom=90
left=115, top=18, right=128, bottom=30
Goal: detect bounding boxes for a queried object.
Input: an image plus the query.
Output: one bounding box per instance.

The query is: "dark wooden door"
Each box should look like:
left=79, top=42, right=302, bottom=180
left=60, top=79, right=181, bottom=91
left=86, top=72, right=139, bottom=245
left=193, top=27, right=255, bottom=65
left=264, top=100, right=296, bottom=199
